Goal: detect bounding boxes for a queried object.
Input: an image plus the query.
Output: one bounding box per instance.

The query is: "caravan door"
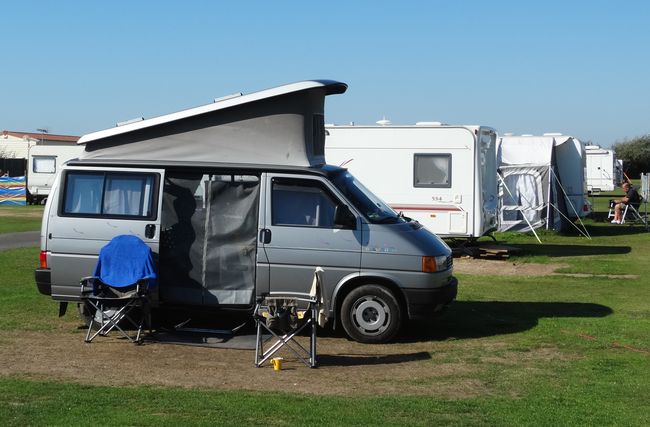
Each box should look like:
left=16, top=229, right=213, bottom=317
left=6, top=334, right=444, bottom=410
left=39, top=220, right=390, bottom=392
left=47, top=166, right=165, bottom=300
left=260, top=173, right=362, bottom=295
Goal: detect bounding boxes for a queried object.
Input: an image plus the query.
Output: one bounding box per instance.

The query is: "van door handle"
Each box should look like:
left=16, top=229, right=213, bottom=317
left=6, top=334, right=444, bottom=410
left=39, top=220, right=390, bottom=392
left=145, top=224, right=156, bottom=239
left=260, top=228, right=272, bottom=244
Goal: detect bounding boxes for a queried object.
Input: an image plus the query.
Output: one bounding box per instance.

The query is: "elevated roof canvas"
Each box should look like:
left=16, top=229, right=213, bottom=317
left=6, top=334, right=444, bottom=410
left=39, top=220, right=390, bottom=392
left=79, top=80, right=347, bottom=167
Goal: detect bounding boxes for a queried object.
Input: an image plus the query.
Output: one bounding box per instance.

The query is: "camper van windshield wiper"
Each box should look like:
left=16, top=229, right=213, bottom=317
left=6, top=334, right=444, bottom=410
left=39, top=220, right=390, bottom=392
left=374, top=216, right=400, bottom=224
left=330, top=169, right=403, bottom=224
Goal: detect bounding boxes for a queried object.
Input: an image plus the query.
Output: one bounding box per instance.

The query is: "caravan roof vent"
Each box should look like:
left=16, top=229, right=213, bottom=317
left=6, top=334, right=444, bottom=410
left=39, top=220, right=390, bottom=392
left=214, top=92, right=243, bottom=103
left=376, top=118, right=392, bottom=126
left=116, top=117, right=144, bottom=127
left=521, top=134, right=534, bottom=137
left=415, top=121, right=443, bottom=126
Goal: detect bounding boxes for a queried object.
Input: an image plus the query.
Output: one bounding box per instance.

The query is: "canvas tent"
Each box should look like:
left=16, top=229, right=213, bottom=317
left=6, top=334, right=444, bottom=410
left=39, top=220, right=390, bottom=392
left=497, top=134, right=588, bottom=233
left=73, top=80, right=347, bottom=305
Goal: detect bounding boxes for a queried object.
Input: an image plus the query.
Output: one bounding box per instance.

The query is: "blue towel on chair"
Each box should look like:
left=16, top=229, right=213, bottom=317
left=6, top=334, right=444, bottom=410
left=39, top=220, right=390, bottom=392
left=93, top=235, right=158, bottom=288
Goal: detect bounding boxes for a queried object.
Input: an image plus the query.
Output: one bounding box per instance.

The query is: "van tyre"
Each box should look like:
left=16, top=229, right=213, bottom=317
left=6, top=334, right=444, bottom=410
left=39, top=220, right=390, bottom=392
left=341, top=284, right=401, bottom=344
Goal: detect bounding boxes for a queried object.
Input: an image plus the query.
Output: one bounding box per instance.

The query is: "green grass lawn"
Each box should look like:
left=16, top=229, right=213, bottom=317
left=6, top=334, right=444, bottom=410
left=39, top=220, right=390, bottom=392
left=1, top=205, right=650, bottom=425
left=0, top=206, right=44, bottom=234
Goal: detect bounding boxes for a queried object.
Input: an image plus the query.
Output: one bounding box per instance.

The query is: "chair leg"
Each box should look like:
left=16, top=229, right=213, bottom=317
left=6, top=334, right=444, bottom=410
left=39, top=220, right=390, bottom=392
left=253, top=298, right=320, bottom=368
left=83, top=299, right=145, bottom=343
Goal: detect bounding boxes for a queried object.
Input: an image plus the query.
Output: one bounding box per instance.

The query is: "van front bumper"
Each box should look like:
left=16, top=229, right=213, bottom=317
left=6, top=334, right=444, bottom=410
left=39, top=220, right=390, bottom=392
left=404, top=276, right=458, bottom=320
left=35, top=268, right=52, bottom=296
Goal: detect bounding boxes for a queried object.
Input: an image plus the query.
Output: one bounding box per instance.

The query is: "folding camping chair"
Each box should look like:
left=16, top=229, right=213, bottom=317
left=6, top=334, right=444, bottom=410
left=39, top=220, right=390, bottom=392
left=621, top=201, right=648, bottom=226
left=607, top=200, right=616, bottom=221
left=80, top=235, right=157, bottom=344
left=254, top=267, right=326, bottom=368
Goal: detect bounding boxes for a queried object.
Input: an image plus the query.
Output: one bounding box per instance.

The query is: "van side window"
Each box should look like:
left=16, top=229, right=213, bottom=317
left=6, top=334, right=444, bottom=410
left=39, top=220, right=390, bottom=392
left=63, top=171, right=157, bottom=219
left=272, top=178, right=337, bottom=228
left=33, top=156, right=56, bottom=174
left=413, top=153, right=452, bottom=188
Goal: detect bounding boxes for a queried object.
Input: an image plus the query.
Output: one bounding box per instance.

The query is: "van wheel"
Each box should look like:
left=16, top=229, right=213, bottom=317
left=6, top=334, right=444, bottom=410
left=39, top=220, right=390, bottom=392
left=340, top=284, right=402, bottom=344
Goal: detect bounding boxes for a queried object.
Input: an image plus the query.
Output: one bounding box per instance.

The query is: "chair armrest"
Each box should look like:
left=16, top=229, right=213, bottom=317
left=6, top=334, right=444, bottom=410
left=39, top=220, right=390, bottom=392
left=136, top=279, right=150, bottom=295
left=80, top=276, right=100, bottom=294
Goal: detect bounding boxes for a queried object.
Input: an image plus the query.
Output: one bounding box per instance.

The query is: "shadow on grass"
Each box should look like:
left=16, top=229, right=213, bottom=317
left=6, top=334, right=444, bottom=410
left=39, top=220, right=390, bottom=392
left=399, top=300, right=613, bottom=343
left=586, top=224, right=649, bottom=237
left=514, top=243, right=631, bottom=257
left=318, top=351, right=431, bottom=367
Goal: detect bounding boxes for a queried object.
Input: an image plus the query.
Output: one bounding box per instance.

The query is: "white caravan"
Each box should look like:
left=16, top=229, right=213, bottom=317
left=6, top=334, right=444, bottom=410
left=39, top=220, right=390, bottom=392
left=497, top=134, right=590, bottom=233
left=584, top=145, right=622, bottom=193
left=325, top=123, right=498, bottom=239
left=27, top=144, right=85, bottom=204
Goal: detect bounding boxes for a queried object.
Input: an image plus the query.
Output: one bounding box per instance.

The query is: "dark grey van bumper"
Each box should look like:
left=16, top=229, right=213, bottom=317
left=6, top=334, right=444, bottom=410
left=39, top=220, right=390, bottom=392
left=404, top=276, right=458, bottom=319
left=35, top=268, right=52, bottom=296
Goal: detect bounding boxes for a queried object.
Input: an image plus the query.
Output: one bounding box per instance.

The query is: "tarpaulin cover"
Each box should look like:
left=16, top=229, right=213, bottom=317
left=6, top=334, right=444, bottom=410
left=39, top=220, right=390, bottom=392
left=0, top=176, right=26, bottom=205
left=159, top=172, right=259, bottom=306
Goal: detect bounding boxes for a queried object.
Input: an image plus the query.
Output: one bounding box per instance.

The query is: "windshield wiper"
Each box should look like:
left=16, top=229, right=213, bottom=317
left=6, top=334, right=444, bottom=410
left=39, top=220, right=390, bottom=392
left=375, top=216, right=400, bottom=224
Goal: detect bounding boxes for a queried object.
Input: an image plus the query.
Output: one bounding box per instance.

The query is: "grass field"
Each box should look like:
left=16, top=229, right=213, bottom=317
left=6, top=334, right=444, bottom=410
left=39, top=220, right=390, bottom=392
left=1, top=205, right=649, bottom=425
left=0, top=206, right=44, bottom=234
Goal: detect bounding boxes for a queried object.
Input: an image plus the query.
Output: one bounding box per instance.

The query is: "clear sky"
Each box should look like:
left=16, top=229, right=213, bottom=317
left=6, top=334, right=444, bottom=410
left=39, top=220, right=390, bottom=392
left=1, top=0, right=649, bottom=146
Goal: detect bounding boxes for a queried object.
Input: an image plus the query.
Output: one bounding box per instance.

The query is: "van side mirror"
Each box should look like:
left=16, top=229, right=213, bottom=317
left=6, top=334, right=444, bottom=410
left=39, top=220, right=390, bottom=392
left=334, top=204, right=356, bottom=229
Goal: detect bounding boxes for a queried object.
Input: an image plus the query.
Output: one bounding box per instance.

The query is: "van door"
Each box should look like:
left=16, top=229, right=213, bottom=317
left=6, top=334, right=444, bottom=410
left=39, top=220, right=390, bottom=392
left=159, top=172, right=260, bottom=307
left=260, top=173, right=362, bottom=296
left=47, top=166, right=165, bottom=300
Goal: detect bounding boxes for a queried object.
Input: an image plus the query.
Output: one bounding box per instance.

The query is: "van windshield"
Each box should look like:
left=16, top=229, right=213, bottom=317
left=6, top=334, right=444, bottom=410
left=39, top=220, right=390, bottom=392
left=329, top=169, right=403, bottom=224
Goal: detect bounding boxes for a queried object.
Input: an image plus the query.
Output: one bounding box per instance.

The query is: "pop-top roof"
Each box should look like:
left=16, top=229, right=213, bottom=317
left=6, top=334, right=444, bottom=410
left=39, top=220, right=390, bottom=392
left=78, top=80, right=347, bottom=167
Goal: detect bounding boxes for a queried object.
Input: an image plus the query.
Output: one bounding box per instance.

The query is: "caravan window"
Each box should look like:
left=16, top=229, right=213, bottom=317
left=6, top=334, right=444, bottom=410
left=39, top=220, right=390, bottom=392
left=413, top=153, right=452, bottom=188
left=62, top=171, right=157, bottom=219
left=272, top=178, right=338, bottom=228
left=33, top=156, right=56, bottom=174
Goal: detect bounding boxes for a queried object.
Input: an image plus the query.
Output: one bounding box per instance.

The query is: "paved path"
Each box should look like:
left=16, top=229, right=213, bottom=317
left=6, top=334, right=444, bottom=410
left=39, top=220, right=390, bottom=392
left=0, top=231, right=40, bottom=251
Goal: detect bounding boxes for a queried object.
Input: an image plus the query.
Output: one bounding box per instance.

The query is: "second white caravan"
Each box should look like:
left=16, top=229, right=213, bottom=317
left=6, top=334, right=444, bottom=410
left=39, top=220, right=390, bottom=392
left=325, top=123, right=498, bottom=239
left=584, top=145, right=622, bottom=193
left=27, top=143, right=85, bottom=204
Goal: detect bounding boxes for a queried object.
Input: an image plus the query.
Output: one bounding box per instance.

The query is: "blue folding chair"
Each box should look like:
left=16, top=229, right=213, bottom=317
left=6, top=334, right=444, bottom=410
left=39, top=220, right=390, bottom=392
left=80, top=235, right=157, bottom=344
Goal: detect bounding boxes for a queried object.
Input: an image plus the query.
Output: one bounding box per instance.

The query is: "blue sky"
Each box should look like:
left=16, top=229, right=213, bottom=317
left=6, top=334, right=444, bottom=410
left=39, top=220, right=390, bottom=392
left=1, top=0, right=649, bottom=146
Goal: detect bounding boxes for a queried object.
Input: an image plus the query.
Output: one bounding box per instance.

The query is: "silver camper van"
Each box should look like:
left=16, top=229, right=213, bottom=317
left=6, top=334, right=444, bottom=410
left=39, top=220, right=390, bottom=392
left=34, top=81, right=457, bottom=343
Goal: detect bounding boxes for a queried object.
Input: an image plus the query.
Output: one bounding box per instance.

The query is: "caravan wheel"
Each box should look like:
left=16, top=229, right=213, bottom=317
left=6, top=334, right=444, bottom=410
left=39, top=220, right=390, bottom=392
left=340, top=284, right=402, bottom=344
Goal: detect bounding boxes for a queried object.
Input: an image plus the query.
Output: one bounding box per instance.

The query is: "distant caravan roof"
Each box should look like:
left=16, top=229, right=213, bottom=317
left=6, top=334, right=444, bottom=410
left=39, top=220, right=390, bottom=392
left=78, top=80, right=347, bottom=167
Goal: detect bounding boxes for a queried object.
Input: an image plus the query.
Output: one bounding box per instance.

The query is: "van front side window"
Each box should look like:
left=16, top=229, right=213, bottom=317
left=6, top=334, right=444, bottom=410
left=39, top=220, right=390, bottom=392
left=272, top=179, right=337, bottom=228
left=63, top=171, right=156, bottom=218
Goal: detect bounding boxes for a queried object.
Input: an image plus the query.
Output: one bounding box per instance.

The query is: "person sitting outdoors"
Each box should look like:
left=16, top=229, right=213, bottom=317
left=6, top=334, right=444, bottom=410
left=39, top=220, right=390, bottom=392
left=611, top=181, right=642, bottom=224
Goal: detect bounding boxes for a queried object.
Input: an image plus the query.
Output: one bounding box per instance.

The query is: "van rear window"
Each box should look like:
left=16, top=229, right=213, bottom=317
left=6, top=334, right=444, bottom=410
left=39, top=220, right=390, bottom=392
left=62, top=171, right=157, bottom=219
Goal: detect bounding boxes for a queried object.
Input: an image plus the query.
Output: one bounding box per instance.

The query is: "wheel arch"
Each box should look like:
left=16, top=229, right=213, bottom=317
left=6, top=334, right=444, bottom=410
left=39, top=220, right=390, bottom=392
left=331, top=273, right=407, bottom=330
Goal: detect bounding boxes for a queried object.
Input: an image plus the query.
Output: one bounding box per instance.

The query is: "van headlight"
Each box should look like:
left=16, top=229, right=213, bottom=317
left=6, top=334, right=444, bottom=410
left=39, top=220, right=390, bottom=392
left=422, top=255, right=452, bottom=272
